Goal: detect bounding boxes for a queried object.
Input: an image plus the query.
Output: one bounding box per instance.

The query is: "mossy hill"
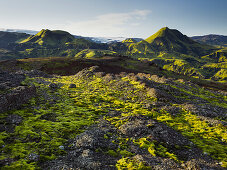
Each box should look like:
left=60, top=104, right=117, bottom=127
left=3, top=29, right=107, bottom=59
left=127, top=27, right=216, bottom=56
left=20, top=29, right=75, bottom=46
left=75, top=49, right=117, bottom=58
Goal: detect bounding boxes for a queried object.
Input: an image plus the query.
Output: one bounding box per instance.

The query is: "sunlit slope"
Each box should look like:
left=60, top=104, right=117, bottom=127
left=20, top=29, right=75, bottom=46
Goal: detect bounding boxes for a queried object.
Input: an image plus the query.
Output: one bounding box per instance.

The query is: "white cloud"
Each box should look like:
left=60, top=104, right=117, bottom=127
left=64, top=10, right=151, bottom=37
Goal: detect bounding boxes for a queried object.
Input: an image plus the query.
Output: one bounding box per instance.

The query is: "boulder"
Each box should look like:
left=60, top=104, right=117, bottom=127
left=0, top=85, right=36, bottom=113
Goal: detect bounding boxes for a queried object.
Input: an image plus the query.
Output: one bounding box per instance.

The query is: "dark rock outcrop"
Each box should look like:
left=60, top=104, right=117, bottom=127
left=0, top=85, right=36, bottom=113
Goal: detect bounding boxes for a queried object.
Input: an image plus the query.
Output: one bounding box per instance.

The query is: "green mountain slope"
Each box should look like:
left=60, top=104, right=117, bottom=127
left=125, top=27, right=216, bottom=57
left=122, top=38, right=140, bottom=44
left=144, top=27, right=215, bottom=56
left=191, top=34, right=227, bottom=47
left=20, top=29, right=75, bottom=46
left=10, top=29, right=108, bottom=59
left=0, top=31, right=29, bottom=48
left=122, top=27, right=226, bottom=81
left=75, top=49, right=117, bottom=58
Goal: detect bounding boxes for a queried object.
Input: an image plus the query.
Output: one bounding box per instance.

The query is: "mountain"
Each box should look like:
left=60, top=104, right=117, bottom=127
left=18, top=29, right=111, bottom=50
left=0, top=31, right=30, bottom=60
left=1, top=28, right=145, bottom=44
left=9, top=29, right=109, bottom=59
left=124, top=27, right=217, bottom=57
left=0, top=27, right=225, bottom=81
left=125, top=27, right=217, bottom=57
left=122, top=27, right=226, bottom=80
left=143, top=27, right=215, bottom=56
left=0, top=31, right=29, bottom=48
left=122, top=38, right=143, bottom=44
left=191, top=34, right=227, bottom=47
left=20, top=29, right=76, bottom=46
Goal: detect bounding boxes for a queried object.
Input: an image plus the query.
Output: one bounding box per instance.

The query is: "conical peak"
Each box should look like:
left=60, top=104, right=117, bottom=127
left=145, top=27, right=171, bottom=43
left=36, top=29, right=51, bottom=37
left=161, top=27, right=169, bottom=31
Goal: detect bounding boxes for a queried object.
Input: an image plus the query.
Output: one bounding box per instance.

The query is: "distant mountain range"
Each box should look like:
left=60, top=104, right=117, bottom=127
left=0, top=27, right=226, bottom=81
left=0, top=28, right=39, bottom=35
left=1, top=28, right=227, bottom=46
left=0, top=27, right=219, bottom=58
left=191, top=34, right=227, bottom=47
left=0, top=31, right=29, bottom=48
left=0, top=28, right=141, bottom=44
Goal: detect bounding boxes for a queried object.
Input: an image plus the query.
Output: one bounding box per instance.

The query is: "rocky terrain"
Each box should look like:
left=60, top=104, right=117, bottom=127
left=0, top=61, right=226, bottom=169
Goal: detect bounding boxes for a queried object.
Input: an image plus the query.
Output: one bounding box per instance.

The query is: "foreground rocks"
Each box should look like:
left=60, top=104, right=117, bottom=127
left=41, top=120, right=118, bottom=170
left=0, top=69, right=53, bottom=113
left=41, top=117, right=223, bottom=170
left=0, top=69, right=36, bottom=114
left=0, top=86, right=36, bottom=113
left=0, top=66, right=226, bottom=169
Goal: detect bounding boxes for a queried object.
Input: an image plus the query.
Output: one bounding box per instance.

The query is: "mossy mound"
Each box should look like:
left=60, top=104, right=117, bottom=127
left=75, top=49, right=118, bottom=58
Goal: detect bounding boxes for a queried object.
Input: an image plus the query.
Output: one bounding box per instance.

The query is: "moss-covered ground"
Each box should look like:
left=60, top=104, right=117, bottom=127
left=1, top=69, right=226, bottom=169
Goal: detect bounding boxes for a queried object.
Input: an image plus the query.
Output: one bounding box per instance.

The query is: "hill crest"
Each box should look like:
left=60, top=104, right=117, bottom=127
left=141, top=27, right=215, bottom=56
left=20, top=29, right=75, bottom=46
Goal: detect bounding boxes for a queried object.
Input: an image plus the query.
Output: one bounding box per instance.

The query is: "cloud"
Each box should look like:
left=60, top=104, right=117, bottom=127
left=64, top=10, right=151, bottom=37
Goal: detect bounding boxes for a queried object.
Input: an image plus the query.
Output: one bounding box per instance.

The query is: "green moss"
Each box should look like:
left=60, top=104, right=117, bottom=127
left=169, top=82, right=227, bottom=108
left=133, top=138, right=180, bottom=162
left=0, top=77, right=106, bottom=168
left=107, top=150, right=118, bottom=157
left=75, top=49, right=117, bottom=58
left=104, top=134, right=109, bottom=139
left=1, top=67, right=226, bottom=168
left=119, top=150, right=135, bottom=157
left=116, top=157, right=151, bottom=170
left=4, top=159, right=38, bottom=170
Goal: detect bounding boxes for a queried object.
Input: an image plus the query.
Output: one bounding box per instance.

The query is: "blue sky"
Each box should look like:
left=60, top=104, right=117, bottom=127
left=0, top=0, right=226, bottom=38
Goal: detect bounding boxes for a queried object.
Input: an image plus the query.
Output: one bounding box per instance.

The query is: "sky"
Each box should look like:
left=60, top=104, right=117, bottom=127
left=0, top=0, right=227, bottom=38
